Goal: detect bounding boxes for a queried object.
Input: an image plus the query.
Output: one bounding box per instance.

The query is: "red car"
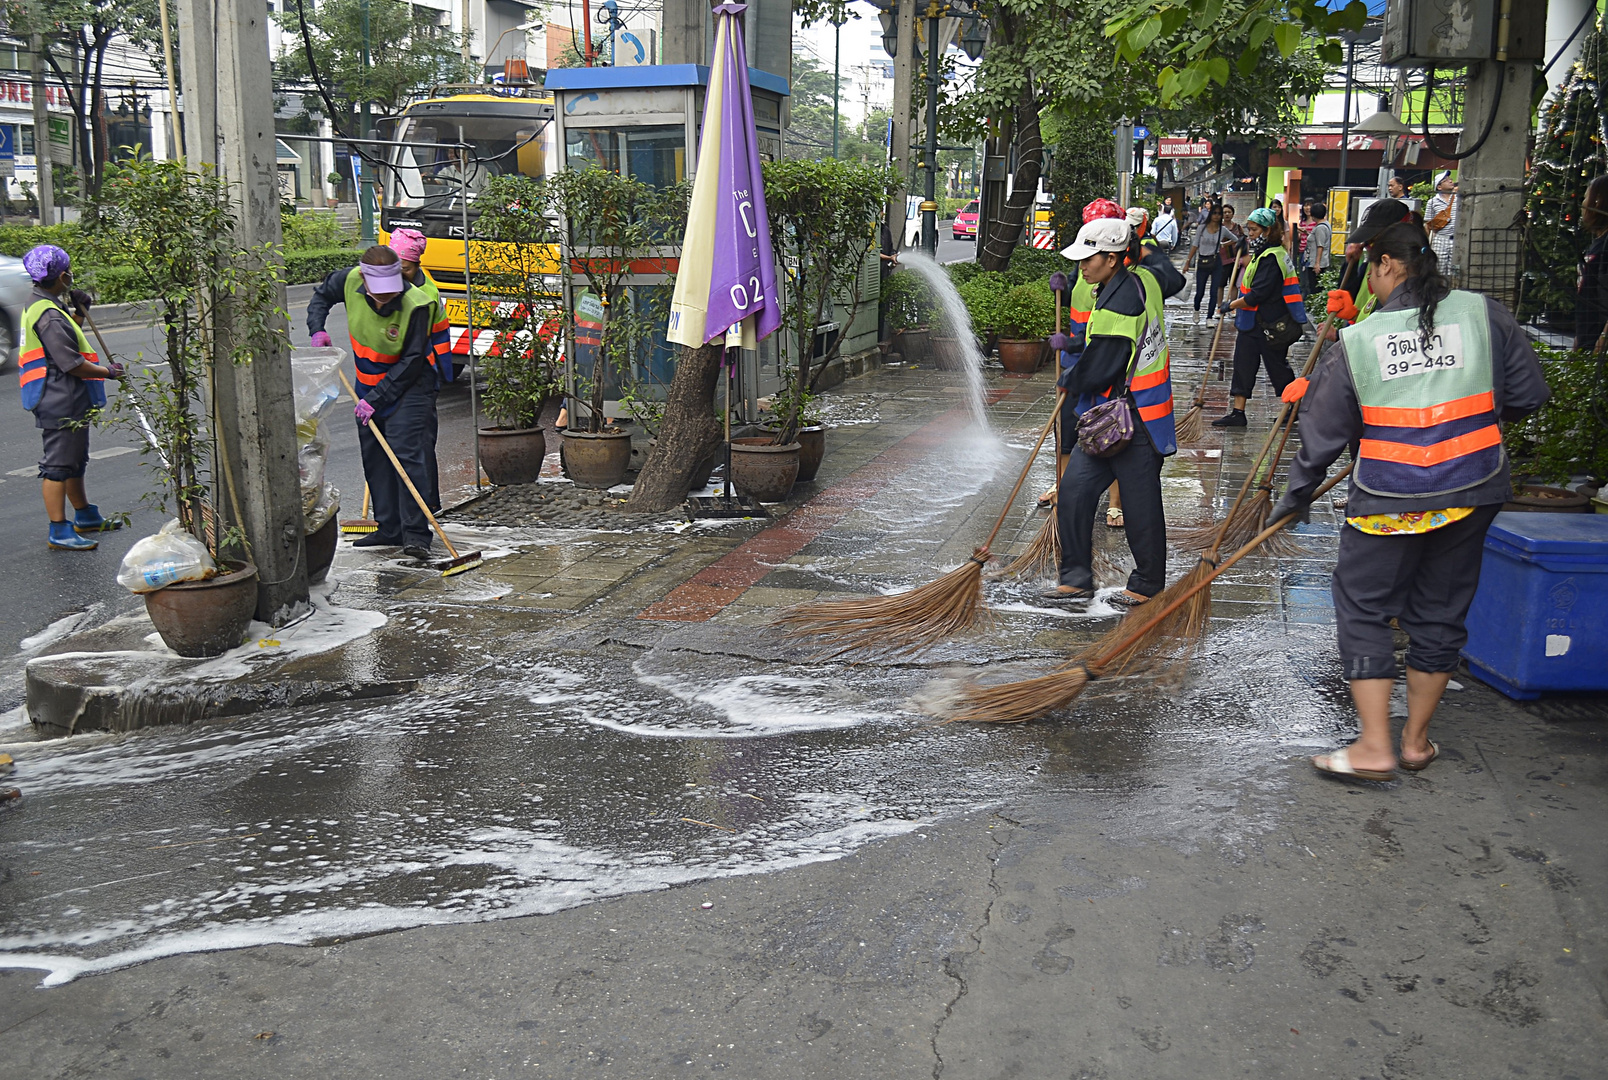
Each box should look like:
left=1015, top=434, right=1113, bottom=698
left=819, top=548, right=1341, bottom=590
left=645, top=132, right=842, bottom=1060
left=952, top=199, right=979, bottom=240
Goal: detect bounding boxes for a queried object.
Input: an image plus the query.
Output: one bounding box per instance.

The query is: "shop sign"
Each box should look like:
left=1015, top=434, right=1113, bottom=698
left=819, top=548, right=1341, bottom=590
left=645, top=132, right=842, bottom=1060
left=1157, top=137, right=1212, bottom=159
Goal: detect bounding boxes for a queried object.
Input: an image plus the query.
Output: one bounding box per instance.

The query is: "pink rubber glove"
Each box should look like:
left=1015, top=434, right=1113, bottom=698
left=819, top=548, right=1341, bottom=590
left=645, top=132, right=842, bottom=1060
left=104, top=359, right=126, bottom=379
left=354, top=399, right=375, bottom=426
left=310, top=330, right=333, bottom=348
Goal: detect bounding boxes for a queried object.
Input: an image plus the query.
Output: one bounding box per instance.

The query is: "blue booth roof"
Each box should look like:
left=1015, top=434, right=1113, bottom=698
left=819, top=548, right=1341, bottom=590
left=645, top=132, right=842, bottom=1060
left=543, top=63, right=790, bottom=98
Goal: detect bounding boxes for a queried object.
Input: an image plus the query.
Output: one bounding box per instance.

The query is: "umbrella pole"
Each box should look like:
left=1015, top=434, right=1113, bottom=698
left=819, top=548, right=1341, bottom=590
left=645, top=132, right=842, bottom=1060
left=724, top=345, right=733, bottom=502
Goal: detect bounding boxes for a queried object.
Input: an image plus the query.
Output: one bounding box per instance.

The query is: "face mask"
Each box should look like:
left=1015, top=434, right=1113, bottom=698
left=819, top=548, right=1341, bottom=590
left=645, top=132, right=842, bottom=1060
left=1247, top=235, right=1270, bottom=257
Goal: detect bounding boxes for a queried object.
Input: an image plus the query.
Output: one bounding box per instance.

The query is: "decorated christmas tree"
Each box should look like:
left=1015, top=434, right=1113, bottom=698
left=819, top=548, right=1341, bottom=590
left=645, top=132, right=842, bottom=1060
left=1523, top=18, right=1607, bottom=332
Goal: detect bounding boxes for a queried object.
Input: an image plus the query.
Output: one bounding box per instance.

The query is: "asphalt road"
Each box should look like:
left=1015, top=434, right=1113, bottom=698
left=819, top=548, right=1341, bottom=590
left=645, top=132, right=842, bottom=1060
left=0, top=297, right=483, bottom=669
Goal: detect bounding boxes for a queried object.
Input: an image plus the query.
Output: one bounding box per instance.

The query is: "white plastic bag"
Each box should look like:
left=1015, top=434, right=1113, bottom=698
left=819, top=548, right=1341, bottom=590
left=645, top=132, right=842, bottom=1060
left=116, top=518, right=217, bottom=594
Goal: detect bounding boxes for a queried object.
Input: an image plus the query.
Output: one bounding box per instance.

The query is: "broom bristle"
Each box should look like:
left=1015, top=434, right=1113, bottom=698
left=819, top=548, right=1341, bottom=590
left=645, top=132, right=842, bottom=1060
left=776, top=559, right=986, bottom=657
left=1086, top=558, right=1215, bottom=673
left=986, top=516, right=1058, bottom=580
left=1173, top=402, right=1206, bottom=447
left=1175, top=487, right=1273, bottom=554
left=937, top=664, right=1093, bottom=724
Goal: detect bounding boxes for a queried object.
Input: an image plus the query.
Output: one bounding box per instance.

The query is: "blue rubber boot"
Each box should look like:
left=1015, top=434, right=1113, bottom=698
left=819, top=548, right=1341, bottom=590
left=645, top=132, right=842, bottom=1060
left=74, top=504, right=121, bottom=533
left=49, top=520, right=97, bottom=550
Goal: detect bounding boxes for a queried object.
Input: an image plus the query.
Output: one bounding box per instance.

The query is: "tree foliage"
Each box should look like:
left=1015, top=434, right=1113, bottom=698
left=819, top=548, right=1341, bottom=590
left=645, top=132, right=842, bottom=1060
left=785, top=49, right=889, bottom=164
left=762, top=158, right=900, bottom=442
left=274, top=0, right=478, bottom=126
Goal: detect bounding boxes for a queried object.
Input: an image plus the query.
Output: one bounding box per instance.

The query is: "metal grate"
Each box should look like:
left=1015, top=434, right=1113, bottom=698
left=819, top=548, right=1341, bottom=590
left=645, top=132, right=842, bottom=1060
left=1453, top=227, right=1525, bottom=313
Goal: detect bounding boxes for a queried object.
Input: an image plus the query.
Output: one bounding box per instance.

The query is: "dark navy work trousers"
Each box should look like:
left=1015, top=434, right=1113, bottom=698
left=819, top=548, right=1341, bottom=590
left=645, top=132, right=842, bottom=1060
left=358, top=385, right=439, bottom=547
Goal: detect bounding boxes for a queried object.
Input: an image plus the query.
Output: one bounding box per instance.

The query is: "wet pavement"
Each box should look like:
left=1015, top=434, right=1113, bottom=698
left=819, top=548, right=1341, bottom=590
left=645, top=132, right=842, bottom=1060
left=1, top=307, right=1606, bottom=1077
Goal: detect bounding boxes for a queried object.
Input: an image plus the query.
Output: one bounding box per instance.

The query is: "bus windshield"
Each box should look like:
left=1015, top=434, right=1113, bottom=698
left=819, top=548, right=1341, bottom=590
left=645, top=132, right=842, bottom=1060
left=386, top=111, right=545, bottom=210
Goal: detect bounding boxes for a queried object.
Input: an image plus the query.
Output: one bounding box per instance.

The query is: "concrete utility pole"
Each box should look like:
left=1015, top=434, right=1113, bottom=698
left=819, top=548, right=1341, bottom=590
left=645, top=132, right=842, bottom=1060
left=29, top=31, right=52, bottom=225
left=1448, top=58, right=1530, bottom=297
left=177, top=0, right=310, bottom=625
left=887, top=0, right=916, bottom=246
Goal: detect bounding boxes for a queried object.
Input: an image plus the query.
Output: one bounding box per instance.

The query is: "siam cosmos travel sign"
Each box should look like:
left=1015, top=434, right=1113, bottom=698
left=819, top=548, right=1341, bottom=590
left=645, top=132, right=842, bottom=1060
left=1157, top=137, right=1212, bottom=159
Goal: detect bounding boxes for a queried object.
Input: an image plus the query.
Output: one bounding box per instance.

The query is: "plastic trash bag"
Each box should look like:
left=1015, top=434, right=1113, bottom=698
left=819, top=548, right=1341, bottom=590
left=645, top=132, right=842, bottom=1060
left=291, top=347, right=344, bottom=523
left=116, top=518, right=218, bottom=594
left=305, top=482, right=340, bottom=534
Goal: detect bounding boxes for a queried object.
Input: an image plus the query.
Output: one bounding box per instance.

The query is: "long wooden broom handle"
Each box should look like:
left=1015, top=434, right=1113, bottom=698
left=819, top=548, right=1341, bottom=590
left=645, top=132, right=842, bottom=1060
left=337, top=368, right=462, bottom=559
left=1091, top=464, right=1354, bottom=671
left=1189, top=261, right=1242, bottom=405
left=980, top=390, right=1066, bottom=555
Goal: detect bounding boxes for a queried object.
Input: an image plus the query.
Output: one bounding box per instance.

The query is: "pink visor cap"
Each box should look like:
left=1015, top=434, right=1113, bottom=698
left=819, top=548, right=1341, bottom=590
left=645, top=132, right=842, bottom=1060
left=388, top=228, right=428, bottom=262
left=359, top=261, right=405, bottom=294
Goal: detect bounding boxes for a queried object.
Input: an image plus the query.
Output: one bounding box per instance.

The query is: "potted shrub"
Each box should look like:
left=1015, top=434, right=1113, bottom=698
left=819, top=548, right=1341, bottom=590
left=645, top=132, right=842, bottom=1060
left=995, top=282, right=1055, bottom=375
left=471, top=174, right=566, bottom=485
left=1502, top=346, right=1608, bottom=511
left=756, top=158, right=900, bottom=499
left=544, top=166, right=683, bottom=489
left=957, top=270, right=1007, bottom=359
left=85, top=156, right=286, bottom=656
left=881, top=269, right=932, bottom=365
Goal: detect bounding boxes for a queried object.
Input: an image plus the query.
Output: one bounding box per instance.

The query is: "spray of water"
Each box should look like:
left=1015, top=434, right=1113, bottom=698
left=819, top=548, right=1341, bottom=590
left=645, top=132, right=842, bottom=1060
left=897, top=251, right=992, bottom=431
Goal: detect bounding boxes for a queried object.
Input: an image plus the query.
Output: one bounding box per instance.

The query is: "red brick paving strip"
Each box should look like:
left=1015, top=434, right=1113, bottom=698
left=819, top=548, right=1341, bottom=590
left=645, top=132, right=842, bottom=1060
left=639, top=391, right=1016, bottom=622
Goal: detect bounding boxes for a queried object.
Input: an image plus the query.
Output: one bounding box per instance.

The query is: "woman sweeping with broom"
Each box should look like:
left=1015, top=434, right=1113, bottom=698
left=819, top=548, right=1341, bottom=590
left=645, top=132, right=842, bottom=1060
left=1270, top=221, right=1550, bottom=783
left=1043, top=216, right=1176, bottom=608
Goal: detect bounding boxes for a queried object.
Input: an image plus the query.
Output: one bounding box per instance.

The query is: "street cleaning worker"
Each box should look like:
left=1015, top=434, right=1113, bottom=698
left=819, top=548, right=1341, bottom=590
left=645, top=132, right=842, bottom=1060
left=385, top=227, right=454, bottom=510
left=1271, top=220, right=1550, bottom=783
left=307, top=245, right=440, bottom=560
left=19, top=244, right=125, bottom=551
left=1212, top=206, right=1309, bottom=427
left=1046, top=217, right=1176, bottom=607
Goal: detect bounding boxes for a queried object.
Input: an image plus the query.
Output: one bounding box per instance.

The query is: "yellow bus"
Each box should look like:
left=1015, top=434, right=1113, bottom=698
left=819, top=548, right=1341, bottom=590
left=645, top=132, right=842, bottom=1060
left=380, top=88, right=559, bottom=355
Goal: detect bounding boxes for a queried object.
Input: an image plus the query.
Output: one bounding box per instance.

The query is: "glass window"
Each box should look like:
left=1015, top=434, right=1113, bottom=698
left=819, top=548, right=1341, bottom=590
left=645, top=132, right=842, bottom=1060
left=564, top=126, right=686, bottom=189
left=19, top=123, right=31, bottom=155
left=386, top=111, right=546, bottom=210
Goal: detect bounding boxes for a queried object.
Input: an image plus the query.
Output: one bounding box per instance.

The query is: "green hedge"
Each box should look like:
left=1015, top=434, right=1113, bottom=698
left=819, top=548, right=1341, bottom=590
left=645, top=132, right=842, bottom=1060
left=90, top=246, right=363, bottom=304
left=0, top=223, right=91, bottom=265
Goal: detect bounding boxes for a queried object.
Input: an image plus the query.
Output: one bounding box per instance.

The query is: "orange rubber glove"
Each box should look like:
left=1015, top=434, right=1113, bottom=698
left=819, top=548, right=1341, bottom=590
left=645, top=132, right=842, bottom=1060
left=1281, top=377, right=1310, bottom=404
left=1326, top=289, right=1358, bottom=322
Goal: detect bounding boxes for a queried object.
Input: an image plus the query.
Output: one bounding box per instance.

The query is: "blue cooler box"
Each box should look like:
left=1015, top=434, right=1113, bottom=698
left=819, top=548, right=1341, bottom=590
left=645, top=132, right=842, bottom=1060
left=1462, top=512, right=1608, bottom=700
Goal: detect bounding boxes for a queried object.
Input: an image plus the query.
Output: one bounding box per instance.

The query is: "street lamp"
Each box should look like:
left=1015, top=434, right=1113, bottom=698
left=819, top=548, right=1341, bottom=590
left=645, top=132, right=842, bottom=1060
left=1337, top=20, right=1382, bottom=189
left=485, top=19, right=542, bottom=67
left=1351, top=107, right=1410, bottom=197
left=917, top=1, right=986, bottom=256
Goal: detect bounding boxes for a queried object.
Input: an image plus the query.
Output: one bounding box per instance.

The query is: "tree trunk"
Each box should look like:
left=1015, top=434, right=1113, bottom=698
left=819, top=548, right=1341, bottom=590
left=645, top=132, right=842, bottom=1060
left=626, top=342, right=724, bottom=512
left=979, top=71, right=1043, bottom=272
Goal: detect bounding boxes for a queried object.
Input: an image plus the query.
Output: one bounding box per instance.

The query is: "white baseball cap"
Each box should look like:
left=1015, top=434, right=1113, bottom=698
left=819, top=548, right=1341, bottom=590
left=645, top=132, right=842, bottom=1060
left=1125, top=206, right=1148, bottom=228
left=1062, top=218, right=1133, bottom=261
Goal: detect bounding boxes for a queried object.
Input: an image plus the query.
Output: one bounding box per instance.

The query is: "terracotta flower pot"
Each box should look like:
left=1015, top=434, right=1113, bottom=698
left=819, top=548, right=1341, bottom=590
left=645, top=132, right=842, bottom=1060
left=730, top=437, right=800, bottom=502
left=998, top=338, right=1044, bottom=375
left=144, top=562, right=259, bottom=658
left=897, top=327, right=930, bottom=365
left=931, top=336, right=967, bottom=371
left=305, top=515, right=338, bottom=585
left=795, top=426, right=826, bottom=483
left=561, top=428, right=633, bottom=489
left=1503, top=484, right=1590, bottom=513
left=478, top=426, right=547, bottom=486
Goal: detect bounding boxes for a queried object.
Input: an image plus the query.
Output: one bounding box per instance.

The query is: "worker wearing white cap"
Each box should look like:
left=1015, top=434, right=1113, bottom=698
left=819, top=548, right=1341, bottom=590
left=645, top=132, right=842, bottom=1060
left=1047, top=218, right=1176, bottom=608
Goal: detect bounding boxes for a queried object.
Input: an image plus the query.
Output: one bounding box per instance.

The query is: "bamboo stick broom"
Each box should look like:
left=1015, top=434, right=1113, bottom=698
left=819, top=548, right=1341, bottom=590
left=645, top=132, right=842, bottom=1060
left=776, top=392, right=1065, bottom=657
left=932, top=465, right=1354, bottom=724
left=1173, top=262, right=1244, bottom=446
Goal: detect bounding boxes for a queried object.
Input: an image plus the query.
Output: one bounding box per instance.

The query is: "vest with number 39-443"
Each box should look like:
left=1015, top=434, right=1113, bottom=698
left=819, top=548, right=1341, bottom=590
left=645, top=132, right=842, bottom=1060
left=1340, top=289, right=1502, bottom=499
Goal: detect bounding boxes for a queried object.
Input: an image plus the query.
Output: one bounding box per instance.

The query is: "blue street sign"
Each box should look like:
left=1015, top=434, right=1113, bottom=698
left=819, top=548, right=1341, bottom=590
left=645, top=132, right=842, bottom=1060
left=0, top=125, right=16, bottom=179
left=1133, top=126, right=1150, bottom=140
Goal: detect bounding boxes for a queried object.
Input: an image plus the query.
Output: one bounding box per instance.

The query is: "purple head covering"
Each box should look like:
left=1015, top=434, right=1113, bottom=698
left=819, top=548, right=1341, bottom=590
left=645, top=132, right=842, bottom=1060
left=24, top=244, right=70, bottom=283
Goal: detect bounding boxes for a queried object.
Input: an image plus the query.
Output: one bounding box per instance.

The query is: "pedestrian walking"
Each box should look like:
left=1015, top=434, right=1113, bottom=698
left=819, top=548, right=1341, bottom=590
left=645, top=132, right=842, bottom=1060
left=385, top=228, right=454, bottom=511
left=1045, top=218, right=1176, bottom=606
left=1425, top=171, right=1457, bottom=273
left=1183, top=205, right=1232, bottom=321
left=1576, top=175, right=1608, bottom=352
left=1272, top=219, right=1550, bottom=782
left=307, top=245, right=444, bottom=560
left=1152, top=204, right=1180, bottom=251
left=1387, top=175, right=1408, bottom=200
left=1212, top=207, right=1310, bottom=427
left=18, top=245, right=125, bottom=551
left=1303, top=201, right=1331, bottom=296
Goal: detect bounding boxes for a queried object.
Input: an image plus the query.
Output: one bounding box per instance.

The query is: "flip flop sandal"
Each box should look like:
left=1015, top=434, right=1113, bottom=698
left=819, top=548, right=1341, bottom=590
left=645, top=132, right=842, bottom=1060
left=1039, top=585, right=1094, bottom=602
left=1106, top=508, right=1125, bottom=528
left=1037, top=491, right=1057, bottom=510
left=1108, top=591, right=1151, bottom=608
left=1399, top=740, right=1440, bottom=772
left=1312, top=747, right=1396, bottom=783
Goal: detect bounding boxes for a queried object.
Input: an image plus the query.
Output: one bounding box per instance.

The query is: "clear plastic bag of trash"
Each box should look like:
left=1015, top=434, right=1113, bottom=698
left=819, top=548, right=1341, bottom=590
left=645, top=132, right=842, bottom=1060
left=291, top=347, right=346, bottom=428
left=305, top=482, right=340, bottom=534
left=299, top=427, right=330, bottom=515
left=116, top=518, right=218, bottom=594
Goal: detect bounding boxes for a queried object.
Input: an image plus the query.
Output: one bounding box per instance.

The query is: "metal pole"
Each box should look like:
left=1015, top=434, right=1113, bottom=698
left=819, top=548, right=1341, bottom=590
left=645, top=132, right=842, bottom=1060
left=459, top=150, right=481, bottom=487
left=921, top=6, right=939, bottom=256
left=887, top=0, right=916, bottom=248
left=358, top=0, right=377, bottom=242
left=29, top=31, right=53, bottom=223
left=157, top=0, right=182, bottom=159
left=832, top=17, right=840, bottom=159
left=1338, top=38, right=1356, bottom=189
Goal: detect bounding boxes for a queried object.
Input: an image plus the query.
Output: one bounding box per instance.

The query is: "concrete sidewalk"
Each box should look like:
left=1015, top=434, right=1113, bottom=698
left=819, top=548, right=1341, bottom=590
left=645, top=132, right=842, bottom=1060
left=3, top=322, right=1605, bottom=1077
